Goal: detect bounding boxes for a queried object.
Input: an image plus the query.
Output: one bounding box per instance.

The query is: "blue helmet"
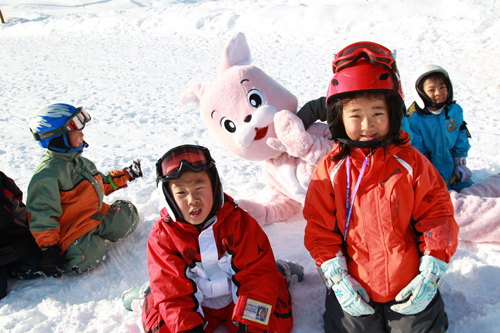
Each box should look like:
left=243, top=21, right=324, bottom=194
left=29, top=103, right=91, bottom=152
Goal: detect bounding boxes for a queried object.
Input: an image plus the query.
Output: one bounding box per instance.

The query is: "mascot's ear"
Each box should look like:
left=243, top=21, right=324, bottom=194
left=218, top=32, right=252, bottom=75
left=179, top=82, right=212, bottom=106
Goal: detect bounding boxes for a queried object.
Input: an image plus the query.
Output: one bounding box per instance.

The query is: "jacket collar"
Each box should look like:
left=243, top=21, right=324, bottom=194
left=43, top=149, right=82, bottom=162
left=332, top=130, right=410, bottom=162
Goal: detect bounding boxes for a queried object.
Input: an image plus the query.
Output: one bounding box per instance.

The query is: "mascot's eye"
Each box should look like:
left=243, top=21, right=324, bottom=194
left=247, top=89, right=265, bottom=108
left=220, top=117, right=236, bottom=134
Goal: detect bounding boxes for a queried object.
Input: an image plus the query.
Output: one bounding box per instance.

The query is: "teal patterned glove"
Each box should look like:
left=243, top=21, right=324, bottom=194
left=391, top=255, right=448, bottom=315
left=320, top=256, right=375, bottom=317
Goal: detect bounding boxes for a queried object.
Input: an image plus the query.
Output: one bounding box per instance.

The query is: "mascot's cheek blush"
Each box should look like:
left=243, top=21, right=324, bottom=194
left=254, top=126, right=268, bottom=140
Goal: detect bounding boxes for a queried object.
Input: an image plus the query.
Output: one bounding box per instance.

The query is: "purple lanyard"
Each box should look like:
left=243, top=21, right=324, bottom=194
left=344, top=153, right=370, bottom=242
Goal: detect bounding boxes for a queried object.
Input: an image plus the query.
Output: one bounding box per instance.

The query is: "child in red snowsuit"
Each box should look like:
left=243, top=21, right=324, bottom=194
left=139, top=145, right=297, bottom=333
left=303, top=42, right=459, bottom=333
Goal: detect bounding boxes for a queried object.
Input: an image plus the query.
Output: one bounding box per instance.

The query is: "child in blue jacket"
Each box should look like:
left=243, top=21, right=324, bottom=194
left=407, top=64, right=472, bottom=192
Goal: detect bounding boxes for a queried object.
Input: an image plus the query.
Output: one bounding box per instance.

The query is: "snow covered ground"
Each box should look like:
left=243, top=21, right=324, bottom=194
left=1, top=0, right=500, bottom=332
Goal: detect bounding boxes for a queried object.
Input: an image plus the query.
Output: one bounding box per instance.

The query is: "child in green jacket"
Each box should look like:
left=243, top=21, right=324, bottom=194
left=27, top=103, right=142, bottom=277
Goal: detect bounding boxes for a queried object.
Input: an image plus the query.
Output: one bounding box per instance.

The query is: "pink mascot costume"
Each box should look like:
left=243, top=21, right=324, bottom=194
left=451, top=174, right=500, bottom=244
left=180, top=32, right=332, bottom=225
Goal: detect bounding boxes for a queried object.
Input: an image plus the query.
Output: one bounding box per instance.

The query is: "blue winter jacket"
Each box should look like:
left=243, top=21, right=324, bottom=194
left=407, top=102, right=470, bottom=188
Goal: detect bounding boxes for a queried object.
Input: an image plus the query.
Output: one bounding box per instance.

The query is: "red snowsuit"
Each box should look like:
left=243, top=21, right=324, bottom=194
left=142, top=194, right=292, bottom=333
left=304, top=132, right=459, bottom=303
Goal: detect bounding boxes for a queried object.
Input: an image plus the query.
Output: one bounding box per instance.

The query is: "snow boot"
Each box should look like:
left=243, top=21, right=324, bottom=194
left=276, top=259, right=304, bottom=287
left=122, top=281, right=150, bottom=312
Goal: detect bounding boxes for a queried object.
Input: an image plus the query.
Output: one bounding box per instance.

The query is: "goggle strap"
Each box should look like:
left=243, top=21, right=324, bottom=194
left=32, top=127, right=66, bottom=141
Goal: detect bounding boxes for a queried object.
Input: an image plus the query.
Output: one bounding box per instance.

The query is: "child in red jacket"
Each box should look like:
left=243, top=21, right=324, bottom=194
left=303, top=42, right=459, bottom=333
left=123, top=145, right=303, bottom=333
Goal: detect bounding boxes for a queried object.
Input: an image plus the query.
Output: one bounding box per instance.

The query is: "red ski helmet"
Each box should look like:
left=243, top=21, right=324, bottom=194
left=325, top=42, right=405, bottom=149
left=326, top=41, right=404, bottom=108
left=326, top=60, right=401, bottom=106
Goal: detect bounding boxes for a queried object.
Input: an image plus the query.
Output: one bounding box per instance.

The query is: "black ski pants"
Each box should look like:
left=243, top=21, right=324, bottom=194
left=0, top=251, right=42, bottom=300
left=323, top=289, right=448, bottom=333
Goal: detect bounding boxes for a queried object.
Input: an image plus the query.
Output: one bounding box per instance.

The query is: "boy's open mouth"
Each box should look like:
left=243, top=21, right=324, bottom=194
left=190, top=208, right=201, bottom=216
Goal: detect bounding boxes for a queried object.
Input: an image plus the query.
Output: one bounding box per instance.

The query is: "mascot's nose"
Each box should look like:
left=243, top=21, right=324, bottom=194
left=234, top=105, right=277, bottom=148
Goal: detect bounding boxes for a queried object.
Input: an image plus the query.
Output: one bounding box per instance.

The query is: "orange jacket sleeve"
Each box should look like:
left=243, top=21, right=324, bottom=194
left=101, top=170, right=130, bottom=196
left=411, top=153, right=459, bottom=263
left=303, top=157, right=344, bottom=267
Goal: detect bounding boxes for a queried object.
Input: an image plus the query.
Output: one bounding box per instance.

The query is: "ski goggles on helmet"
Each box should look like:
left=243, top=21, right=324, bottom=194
left=156, top=145, right=215, bottom=185
left=31, top=107, right=91, bottom=141
left=65, top=107, right=91, bottom=132
left=326, top=41, right=404, bottom=108
left=332, top=41, right=395, bottom=73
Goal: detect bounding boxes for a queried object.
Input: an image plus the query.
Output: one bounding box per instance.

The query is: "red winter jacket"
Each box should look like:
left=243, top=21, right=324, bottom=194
left=304, top=132, right=459, bottom=303
left=147, top=194, right=282, bottom=332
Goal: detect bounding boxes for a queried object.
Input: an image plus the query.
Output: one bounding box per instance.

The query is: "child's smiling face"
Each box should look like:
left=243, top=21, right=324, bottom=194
left=342, top=97, right=390, bottom=142
left=169, top=170, right=214, bottom=225
left=422, top=77, right=448, bottom=110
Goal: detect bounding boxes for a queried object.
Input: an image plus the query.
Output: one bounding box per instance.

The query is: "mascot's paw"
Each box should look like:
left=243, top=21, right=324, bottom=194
left=273, top=110, right=314, bottom=158
left=235, top=199, right=269, bottom=226
left=236, top=196, right=302, bottom=226
left=267, top=138, right=287, bottom=153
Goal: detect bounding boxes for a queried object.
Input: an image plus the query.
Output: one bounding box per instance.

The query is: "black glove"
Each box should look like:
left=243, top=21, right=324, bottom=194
left=183, top=324, right=205, bottom=333
left=40, top=245, right=64, bottom=278
left=124, top=159, right=143, bottom=181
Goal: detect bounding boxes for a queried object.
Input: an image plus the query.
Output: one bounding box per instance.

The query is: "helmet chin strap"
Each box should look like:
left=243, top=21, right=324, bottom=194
left=158, top=183, right=182, bottom=222
left=426, top=101, right=446, bottom=110
left=336, top=138, right=383, bottom=149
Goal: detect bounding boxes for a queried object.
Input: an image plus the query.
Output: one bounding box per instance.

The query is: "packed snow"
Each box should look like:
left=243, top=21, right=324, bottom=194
left=1, top=0, right=500, bottom=332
